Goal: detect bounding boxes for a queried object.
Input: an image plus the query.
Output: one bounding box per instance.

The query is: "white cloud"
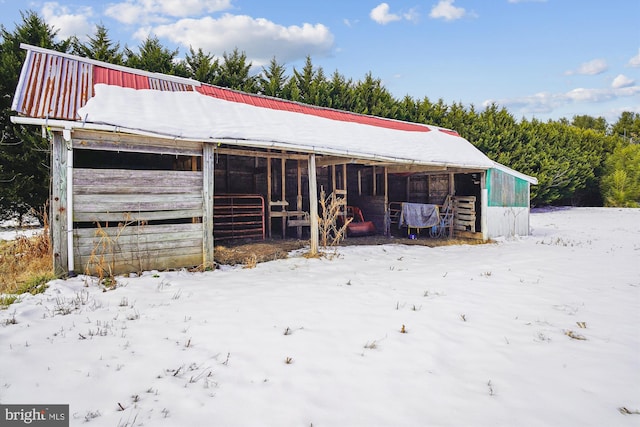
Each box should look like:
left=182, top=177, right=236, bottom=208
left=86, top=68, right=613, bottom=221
left=151, top=14, right=334, bottom=67
left=628, top=49, right=640, bottom=67
left=105, top=0, right=232, bottom=25
left=403, top=7, right=420, bottom=23
left=612, top=74, right=635, bottom=89
left=370, top=3, right=420, bottom=25
left=41, top=2, right=93, bottom=41
left=104, top=2, right=149, bottom=25
left=565, top=59, right=608, bottom=76
left=370, top=3, right=402, bottom=25
left=429, top=0, right=466, bottom=22
left=483, top=84, right=640, bottom=116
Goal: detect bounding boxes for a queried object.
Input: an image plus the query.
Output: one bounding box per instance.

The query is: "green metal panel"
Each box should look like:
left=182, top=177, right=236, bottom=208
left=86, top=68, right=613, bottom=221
left=487, top=168, right=529, bottom=207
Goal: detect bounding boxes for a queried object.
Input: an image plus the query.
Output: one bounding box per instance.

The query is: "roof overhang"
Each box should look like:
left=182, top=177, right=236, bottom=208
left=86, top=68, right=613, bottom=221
left=11, top=116, right=488, bottom=172
left=492, top=161, right=538, bottom=185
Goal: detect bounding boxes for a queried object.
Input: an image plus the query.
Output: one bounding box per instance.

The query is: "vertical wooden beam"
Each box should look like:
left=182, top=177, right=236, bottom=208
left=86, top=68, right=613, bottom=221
left=281, top=157, right=286, bottom=238
left=331, top=165, right=336, bottom=192
left=357, top=170, right=362, bottom=196
left=203, top=143, right=215, bottom=268
left=342, top=164, right=347, bottom=193
left=308, top=154, right=319, bottom=255
left=296, top=159, right=303, bottom=239
left=406, top=176, right=410, bottom=201
left=225, top=154, right=230, bottom=192
left=372, top=166, right=377, bottom=196
left=192, top=155, right=199, bottom=224
left=384, top=167, right=389, bottom=237
left=481, top=171, right=488, bottom=241
left=449, top=172, right=455, bottom=196
left=267, top=156, right=272, bottom=238
left=50, top=131, right=68, bottom=276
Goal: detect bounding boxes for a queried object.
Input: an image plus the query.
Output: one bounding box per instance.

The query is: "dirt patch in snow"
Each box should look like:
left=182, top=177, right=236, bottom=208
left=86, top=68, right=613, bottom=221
left=214, top=235, right=487, bottom=266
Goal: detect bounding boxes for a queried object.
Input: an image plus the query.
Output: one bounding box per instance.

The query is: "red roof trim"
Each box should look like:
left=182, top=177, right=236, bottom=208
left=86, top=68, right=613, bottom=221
left=438, top=128, right=460, bottom=136
left=196, top=84, right=431, bottom=133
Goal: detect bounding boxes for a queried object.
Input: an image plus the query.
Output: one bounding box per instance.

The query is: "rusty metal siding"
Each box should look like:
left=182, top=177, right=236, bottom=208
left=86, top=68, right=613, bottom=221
left=149, top=78, right=194, bottom=92
left=13, top=51, right=93, bottom=121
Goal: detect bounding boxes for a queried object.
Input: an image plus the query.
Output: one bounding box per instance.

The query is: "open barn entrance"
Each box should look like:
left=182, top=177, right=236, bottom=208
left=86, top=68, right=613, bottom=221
left=209, top=147, right=486, bottom=243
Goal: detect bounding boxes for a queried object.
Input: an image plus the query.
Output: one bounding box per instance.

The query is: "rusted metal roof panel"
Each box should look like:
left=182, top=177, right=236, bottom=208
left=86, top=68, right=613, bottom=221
left=13, top=50, right=93, bottom=120
left=94, top=66, right=150, bottom=89
left=196, top=84, right=430, bottom=133
left=93, top=66, right=194, bottom=92
left=149, top=77, right=194, bottom=92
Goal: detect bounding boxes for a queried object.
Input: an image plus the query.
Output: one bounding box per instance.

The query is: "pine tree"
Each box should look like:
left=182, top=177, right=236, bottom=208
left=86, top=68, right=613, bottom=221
left=124, top=36, right=182, bottom=75
left=216, top=48, right=256, bottom=92
left=72, top=24, right=123, bottom=64
left=183, top=46, right=219, bottom=84
left=0, top=10, right=71, bottom=222
left=258, top=56, right=287, bottom=97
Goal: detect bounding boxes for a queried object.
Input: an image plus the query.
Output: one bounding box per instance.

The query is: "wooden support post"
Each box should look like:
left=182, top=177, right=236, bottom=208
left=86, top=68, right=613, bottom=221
left=51, top=131, right=69, bottom=276
left=372, top=166, right=377, bottom=196
left=308, top=154, right=319, bottom=255
left=384, top=167, right=389, bottom=237
left=449, top=172, right=455, bottom=196
left=267, top=155, right=272, bottom=238
left=357, top=170, right=362, bottom=196
left=481, top=171, right=488, bottom=241
left=297, top=160, right=303, bottom=239
left=203, top=143, right=215, bottom=268
left=406, top=176, right=410, bottom=201
left=342, top=164, right=347, bottom=193
left=281, top=157, right=286, bottom=238
left=331, top=165, right=336, bottom=192
left=225, top=154, right=230, bottom=192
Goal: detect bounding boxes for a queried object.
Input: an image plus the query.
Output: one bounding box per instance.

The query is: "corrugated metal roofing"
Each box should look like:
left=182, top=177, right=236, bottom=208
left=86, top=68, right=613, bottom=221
left=196, top=85, right=431, bottom=133
left=13, top=45, right=433, bottom=133
left=13, top=50, right=93, bottom=120
left=93, top=66, right=150, bottom=89
left=93, top=66, right=195, bottom=92
left=12, top=49, right=196, bottom=121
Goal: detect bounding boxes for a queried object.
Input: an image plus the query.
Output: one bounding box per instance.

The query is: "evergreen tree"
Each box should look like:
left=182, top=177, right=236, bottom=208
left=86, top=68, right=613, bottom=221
left=601, top=143, right=640, bottom=207
left=611, top=111, right=640, bottom=143
left=327, top=70, right=355, bottom=112
left=291, top=55, right=316, bottom=104
left=72, top=23, right=123, bottom=64
left=183, top=46, right=219, bottom=84
left=258, top=56, right=287, bottom=97
left=311, top=66, right=331, bottom=107
left=571, top=114, right=607, bottom=133
left=0, top=10, right=71, bottom=222
left=216, top=48, right=256, bottom=92
left=124, top=36, right=184, bottom=76
left=353, top=72, right=396, bottom=118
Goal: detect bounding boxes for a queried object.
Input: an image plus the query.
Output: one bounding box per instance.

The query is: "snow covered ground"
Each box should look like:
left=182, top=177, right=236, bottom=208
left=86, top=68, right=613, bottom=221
left=0, top=216, right=42, bottom=241
left=1, top=207, right=638, bottom=426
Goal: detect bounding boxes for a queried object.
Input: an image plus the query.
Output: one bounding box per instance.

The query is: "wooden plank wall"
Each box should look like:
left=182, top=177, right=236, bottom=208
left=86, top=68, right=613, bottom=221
left=73, top=168, right=204, bottom=274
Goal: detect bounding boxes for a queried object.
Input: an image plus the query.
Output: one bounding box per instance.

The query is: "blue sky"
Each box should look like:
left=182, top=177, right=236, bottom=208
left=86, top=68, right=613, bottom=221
left=1, top=0, right=639, bottom=123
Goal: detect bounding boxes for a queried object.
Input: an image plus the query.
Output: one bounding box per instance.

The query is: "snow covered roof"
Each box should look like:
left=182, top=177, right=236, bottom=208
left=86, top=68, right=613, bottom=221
left=12, top=44, right=495, bottom=169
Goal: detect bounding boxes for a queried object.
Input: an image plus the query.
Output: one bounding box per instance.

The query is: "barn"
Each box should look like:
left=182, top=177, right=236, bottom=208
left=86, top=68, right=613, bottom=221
left=11, top=44, right=537, bottom=276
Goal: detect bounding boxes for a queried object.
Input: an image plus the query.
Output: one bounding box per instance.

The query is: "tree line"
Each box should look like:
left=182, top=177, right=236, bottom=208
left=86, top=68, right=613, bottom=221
left=1, top=11, right=639, bottom=221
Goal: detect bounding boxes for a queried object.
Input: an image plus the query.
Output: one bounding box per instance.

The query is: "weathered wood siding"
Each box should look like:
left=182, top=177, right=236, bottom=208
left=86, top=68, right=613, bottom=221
left=73, top=168, right=204, bottom=274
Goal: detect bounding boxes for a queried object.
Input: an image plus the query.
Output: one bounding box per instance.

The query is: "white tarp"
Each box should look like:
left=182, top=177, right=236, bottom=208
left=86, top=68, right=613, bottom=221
left=78, top=84, right=494, bottom=169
